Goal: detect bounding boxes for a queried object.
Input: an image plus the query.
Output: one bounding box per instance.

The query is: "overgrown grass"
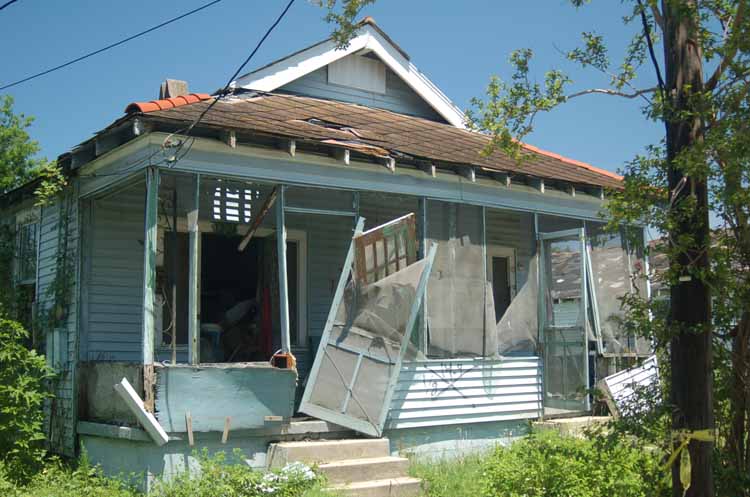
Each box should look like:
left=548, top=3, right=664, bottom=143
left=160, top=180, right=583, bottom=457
left=409, top=453, right=485, bottom=497
left=408, top=431, right=670, bottom=497
left=1, top=451, right=328, bottom=497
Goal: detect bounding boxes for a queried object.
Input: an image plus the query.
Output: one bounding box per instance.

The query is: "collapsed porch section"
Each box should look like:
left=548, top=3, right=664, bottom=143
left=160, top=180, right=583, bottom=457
left=77, top=167, right=650, bottom=445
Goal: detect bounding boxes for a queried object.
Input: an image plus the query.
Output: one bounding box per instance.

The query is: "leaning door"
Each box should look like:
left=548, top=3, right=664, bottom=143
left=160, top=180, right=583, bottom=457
left=539, top=228, right=590, bottom=414
left=300, top=215, right=435, bottom=437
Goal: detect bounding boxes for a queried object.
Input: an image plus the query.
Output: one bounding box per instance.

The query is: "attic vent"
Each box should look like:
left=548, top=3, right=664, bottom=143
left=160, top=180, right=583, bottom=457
left=212, top=186, right=260, bottom=223
left=328, top=55, right=386, bottom=94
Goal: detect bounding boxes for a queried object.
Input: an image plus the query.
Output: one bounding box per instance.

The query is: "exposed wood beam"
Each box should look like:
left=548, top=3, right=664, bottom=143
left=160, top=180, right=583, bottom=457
left=132, top=117, right=152, bottom=136
left=419, top=162, right=436, bottom=177
left=458, top=166, right=476, bottom=183
left=284, top=139, right=296, bottom=157
left=114, top=377, right=169, bottom=446
left=333, top=148, right=350, bottom=165
left=381, top=156, right=396, bottom=173
left=222, top=130, right=237, bottom=149
left=531, top=178, right=545, bottom=193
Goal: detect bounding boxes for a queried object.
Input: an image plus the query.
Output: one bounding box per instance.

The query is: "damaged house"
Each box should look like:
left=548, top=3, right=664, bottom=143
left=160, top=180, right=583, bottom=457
left=1, top=18, right=652, bottom=490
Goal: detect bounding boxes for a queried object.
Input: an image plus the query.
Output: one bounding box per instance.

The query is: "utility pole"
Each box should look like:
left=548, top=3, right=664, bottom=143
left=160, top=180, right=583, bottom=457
left=662, top=2, right=714, bottom=496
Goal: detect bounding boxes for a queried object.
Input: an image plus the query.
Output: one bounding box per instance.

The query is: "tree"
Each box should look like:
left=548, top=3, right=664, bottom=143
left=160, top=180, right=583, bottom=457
left=0, top=95, right=48, bottom=195
left=321, top=2, right=750, bottom=496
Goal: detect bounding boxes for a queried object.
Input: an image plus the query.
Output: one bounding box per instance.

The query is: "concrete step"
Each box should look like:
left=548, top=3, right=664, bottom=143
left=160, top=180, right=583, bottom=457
left=268, top=438, right=390, bottom=467
left=329, top=476, right=423, bottom=497
left=319, top=456, right=410, bottom=485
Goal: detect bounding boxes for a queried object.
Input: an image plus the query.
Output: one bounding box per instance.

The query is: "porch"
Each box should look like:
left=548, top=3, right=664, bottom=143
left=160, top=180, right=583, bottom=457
left=75, top=140, right=649, bottom=450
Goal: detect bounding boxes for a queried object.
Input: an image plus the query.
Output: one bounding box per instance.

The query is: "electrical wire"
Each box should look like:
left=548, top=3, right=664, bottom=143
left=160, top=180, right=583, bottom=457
left=0, top=0, right=224, bottom=91
left=77, top=0, right=296, bottom=181
left=0, top=0, right=19, bottom=12
left=162, top=0, right=297, bottom=165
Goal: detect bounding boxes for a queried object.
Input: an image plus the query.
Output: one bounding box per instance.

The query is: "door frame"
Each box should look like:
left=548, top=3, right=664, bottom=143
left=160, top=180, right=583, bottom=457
left=537, top=227, right=591, bottom=413
left=486, top=245, right=517, bottom=300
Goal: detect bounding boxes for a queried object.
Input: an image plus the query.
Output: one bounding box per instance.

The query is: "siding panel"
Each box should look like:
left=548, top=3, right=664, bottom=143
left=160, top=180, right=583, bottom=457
left=387, top=357, right=542, bottom=429
left=86, top=184, right=145, bottom=361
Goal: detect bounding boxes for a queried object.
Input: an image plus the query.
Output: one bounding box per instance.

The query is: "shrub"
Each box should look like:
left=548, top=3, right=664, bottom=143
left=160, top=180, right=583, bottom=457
left=480, top=431, right=669, bottom=497
left=150, top=450, right=324, bottom=497
left=0, top=317, right=54, bottom=482
left=14, top=459, right=137, bottom=497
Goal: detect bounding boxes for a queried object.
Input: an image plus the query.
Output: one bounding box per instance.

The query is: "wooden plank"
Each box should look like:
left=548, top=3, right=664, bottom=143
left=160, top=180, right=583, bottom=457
left=185, top=411, right=194, bottom=446
left=114, top=377, right=168, bottom=446
left=154, top=365, right=297, bottom=432
left=222, top=416, right=231, bottom=443
left=237, top=186, right=278, bottom=252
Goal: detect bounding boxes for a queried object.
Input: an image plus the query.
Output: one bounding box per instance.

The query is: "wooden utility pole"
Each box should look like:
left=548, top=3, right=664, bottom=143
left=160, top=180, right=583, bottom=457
left=662, top=2, right=714, bottom=496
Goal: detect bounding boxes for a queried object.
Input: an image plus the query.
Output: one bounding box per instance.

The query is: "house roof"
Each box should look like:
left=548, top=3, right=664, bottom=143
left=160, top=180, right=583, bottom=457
left=129, top=91, right=623, bottom=190
left=231, top=17, right=467, bottom=128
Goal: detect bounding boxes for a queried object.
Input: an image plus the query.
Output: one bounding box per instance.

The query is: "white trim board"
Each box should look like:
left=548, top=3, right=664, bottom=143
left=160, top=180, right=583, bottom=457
left=233, top=23, right=466, bottom=129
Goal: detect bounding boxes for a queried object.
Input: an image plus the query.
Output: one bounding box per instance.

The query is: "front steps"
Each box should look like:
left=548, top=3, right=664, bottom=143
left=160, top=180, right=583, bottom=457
left=268, top=438, right=422, bottom=496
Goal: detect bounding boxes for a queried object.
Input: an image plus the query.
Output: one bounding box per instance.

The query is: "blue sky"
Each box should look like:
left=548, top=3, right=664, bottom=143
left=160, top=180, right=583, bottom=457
left=0, top=0, right=662, bottom=174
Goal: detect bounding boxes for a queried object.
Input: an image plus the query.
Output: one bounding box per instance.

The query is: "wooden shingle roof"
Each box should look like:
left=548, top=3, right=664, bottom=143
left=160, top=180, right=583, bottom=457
left=131, top=92, right=623, bottom=190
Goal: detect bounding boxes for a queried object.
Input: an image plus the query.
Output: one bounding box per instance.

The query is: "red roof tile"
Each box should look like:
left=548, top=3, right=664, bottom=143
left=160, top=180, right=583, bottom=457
left=125, top=93, right=212, bottom=114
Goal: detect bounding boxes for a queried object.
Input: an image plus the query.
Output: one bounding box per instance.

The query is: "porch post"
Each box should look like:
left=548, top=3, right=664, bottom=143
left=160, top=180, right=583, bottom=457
left=418, top=197, right=428, bottom=352
left=534, top=213, right=544, bottom=419
left=276, top=185, right=291, bottom=354
left=142, top=167, right=159, bottom=366
left=579, top=226, right=591, bottom=411
left=481, top=205, right=487, bottom=357
left=188, top=174, right=201, bottom=365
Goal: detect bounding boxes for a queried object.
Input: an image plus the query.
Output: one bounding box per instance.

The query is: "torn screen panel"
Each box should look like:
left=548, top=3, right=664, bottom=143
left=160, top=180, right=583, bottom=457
left=305, top=257, right=429, bottom=435
left=301, top=215, right=435, bottom=437
left=587, top=224, right=651, bottom=356
left=495, top=253, right=539, bottom=355
left=425, top=201, right=491, bottom=358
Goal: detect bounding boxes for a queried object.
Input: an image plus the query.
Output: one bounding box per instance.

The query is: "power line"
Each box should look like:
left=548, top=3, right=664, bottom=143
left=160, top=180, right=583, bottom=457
left=0, top=0, right=224, bottom=91
left=0, top=0, right=19, bottom=12
left=85, top=0, right=297, bottom=179
left=162, top=0, right=296, bottom=166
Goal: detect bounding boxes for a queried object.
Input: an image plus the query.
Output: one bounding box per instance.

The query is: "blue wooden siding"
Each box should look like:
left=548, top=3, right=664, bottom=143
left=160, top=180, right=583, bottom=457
left=278, top=66, right=446, bottom=122
left=37, top=187, right=79, bottom=456
left=387, top=357, right=542, bottom=430
left=85, top=183, right=145, bottom=361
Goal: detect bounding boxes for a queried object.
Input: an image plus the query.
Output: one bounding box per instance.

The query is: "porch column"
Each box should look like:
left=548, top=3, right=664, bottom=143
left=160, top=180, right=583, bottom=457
left=188, top=174, right=201, bottom=365
left=142, top=167, right=159, bottom=366
left=276, top=185, right=291, bottom=354
left=418, top=197, right=428, bottom=352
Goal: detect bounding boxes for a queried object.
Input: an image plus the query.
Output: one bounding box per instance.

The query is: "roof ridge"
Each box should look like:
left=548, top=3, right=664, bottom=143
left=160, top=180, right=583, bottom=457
left=125, top=93, right=212, bottom=114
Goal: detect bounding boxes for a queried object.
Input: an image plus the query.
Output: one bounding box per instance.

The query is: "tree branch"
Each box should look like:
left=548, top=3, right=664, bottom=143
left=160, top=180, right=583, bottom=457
left=649, top=0, right=664, bottom=31
left=705, top=0, right=747, bottom=91
left=565, top=87, right=657, bottom=100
